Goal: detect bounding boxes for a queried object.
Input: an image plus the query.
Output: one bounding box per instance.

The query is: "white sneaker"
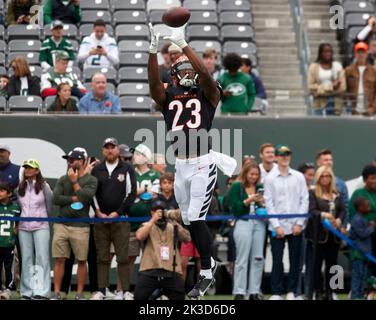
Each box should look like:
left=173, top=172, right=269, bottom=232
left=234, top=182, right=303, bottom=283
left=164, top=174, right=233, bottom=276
left=286, top=292, right=296, bottom=300
left=269, top=295, right=283, bottom=300
left=123, top=291, right=134, bottom=300
left=114, top=290, right=124, bottom=300
left=90, top=291, right=105, bottom=300
left=157, top=295, right=169, bottom=300
left=295, top=295, right=305, bottom=300
left=332, top=292, right=338, bottom=300
left=0, top=289, right=12, bottom=300
left=105, top=288, right=116, bottom=300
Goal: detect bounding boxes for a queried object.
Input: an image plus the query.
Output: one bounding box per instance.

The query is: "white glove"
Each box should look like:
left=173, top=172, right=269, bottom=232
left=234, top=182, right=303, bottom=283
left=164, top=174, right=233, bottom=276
left=148, top=23, right=160, bottom=54
left=163, top=25, right=188, bottom=49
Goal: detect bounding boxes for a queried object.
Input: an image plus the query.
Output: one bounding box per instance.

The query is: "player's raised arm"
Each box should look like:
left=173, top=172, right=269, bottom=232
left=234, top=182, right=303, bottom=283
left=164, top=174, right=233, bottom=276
left=148, top=23, right=166, bottom=109
left=164, top=26, right=221, bottom=107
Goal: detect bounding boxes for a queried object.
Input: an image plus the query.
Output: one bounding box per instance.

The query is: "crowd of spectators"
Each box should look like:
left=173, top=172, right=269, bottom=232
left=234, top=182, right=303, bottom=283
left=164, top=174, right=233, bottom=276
left=0, top=141, right=375, bottom=300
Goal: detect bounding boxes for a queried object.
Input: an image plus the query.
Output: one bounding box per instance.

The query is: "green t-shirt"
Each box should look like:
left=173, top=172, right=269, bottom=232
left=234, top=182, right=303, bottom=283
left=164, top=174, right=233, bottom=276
left=218, top=71, right=256, bottom=113
left=0, top=202, right=21, bottom=248
left=39, top=37, right=76, bottom=67
left=349, top=188, right=376, bottom=223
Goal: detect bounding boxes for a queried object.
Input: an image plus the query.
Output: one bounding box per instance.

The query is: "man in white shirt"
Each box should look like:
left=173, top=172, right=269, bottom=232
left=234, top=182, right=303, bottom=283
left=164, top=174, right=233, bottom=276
left=258, top=143, right=277, bottom=183
left=264, top=144, right=309, bottom=300
left=77, top=19, right=119, bottom=69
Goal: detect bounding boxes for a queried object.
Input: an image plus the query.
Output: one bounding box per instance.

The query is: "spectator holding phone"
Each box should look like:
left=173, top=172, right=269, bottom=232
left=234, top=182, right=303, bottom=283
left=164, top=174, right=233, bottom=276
left=77, top=19, right=119, bottom=70
left=6, top=0, right=39, bottom=26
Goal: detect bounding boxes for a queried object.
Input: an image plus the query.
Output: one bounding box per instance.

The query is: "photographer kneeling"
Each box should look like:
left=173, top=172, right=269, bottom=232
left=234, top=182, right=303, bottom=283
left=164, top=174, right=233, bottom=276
left=134, top=200, right=191, bottom=300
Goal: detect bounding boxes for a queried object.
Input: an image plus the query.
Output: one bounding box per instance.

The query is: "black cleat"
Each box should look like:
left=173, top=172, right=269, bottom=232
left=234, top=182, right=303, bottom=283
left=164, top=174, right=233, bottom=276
left=187, top=275, right=216, bottom=299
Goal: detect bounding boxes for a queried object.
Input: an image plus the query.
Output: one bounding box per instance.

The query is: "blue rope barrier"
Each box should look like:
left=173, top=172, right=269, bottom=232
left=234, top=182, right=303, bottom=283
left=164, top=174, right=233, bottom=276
left=0, top=213, right=311, bottom=223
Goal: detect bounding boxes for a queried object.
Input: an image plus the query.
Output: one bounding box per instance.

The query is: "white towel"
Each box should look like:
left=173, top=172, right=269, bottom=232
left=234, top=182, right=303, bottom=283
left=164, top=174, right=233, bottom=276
left=210, top=150, right=237, bottom=177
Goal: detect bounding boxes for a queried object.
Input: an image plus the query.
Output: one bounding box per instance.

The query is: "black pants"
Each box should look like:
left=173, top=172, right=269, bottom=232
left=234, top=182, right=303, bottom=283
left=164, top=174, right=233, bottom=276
left=371, top=233, right=376, bottom=276
left=0, top=247, right=14, bottom=289
left=134, top=272, right=185, bottom=300
left=61, top=225, right=98, bottom=294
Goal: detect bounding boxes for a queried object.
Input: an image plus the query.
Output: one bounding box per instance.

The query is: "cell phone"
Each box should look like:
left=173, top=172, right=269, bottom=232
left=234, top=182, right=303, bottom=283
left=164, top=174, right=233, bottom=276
left=90, top=156, right=96, bottom=164
left=97, top=45, right=102, bottom=49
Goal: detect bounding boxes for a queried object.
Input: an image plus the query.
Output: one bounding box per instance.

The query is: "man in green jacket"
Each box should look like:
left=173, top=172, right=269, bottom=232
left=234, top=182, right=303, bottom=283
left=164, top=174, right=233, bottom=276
left=218, top=53, right=256, bottom=114
left=43, top=0, right=81, bottom=25
left=51, top=148, right=98, bottom=300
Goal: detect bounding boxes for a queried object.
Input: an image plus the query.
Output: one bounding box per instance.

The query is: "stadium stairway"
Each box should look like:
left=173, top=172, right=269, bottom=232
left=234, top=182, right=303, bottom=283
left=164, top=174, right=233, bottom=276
left=302, top=0, right=343, bottom=64
left=251, top=0, right=306, bottom=115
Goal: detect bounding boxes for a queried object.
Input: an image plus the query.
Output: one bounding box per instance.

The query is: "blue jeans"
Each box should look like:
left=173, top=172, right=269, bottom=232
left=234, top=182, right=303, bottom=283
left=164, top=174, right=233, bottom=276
left=270, top=234, right=302, bottom=295
left=19, top=229, right=51, bottom=297
left=313, top=97, right=336, bottom=116
left=351, top=259, right=370, bottom=299
left=233, top=219, right=266, bottom=295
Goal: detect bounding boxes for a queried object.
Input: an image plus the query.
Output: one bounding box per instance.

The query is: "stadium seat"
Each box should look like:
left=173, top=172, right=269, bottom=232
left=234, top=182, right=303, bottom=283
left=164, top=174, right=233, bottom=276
left=8, top=40, right=41, bottom=52
left=44, top=24, right=78, bottom=40
left=118, top=67, right=148, bottom=82
left=29, top=66, right=43, bottom=78
left=120, top=96, right=152, bottom=112
left=119, top=52, right=148, bottom=67
left=221, top=25, right=254, bottom=42
left=218, top=0, right=251, bottom=12
left=8, top=52, right=40, bottom=65
left=7, top=24, right=40, bottom=41
left=0, top=26, right=3, bottom=40
left=189, top=11, right=218, bottom=25
left=223, top=41, right=257, bottom=56
left=345, top=12, right=371, bottom=28
left=187, top=25, right=219, bottom=41
left=81, top=10, right=112, bottom=24
left=0, top=53, right=5, bottom=66
left=0, top=67, right=7, bottom=76
left=8, top=96, right=43, bottom=113
left=0, top=40, right=6, bottom=52
left=220, top=11, right=252, bottom=26
left=83, top=66, right=117, bottom=83
left=147, top=0, right=181, bottom=12
left=117, top=82, right=149, bottom=96
left=79, top=24, right=114, bottom=39
left=83, top=82, right=116, bottom=93
left=66, top=66, right=82, bottom=78
left=111, top=0, right=146, bottom=11
left=343, top=0, right=374, bottom=13
left=43, top=95, right=57, bottom=110
left=149, top=10, right=165, bottom=24
left=80, top=0, right=110, bottom=10
left=346, top=25, right=364, bottom=43
left=189, top=40, right=222, bottom=55
left=115, top=24, right=149, bottom=41
left=0, top=96, right=6, bottom=113
left=113, top=10, right=147, bottom=25
left=69, top=39, right=80, bottom=52
left=118, top=40, right=150, bottom=52
left=183, top=0, right=217, bottom=11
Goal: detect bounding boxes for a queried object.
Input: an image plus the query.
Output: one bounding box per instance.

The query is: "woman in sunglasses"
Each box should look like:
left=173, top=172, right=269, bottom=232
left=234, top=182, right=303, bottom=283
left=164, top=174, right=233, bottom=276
left=15, top=159, right=53, bottom=300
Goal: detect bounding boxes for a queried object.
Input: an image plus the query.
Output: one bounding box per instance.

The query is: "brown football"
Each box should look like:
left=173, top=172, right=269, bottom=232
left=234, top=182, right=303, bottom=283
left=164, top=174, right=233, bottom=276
left=162, top=7, right=191, bottom=28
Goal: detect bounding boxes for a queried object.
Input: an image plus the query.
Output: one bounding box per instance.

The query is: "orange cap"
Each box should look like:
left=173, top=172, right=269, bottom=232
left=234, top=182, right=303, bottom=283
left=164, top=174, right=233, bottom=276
left=354, top=42, right=369, bottom=53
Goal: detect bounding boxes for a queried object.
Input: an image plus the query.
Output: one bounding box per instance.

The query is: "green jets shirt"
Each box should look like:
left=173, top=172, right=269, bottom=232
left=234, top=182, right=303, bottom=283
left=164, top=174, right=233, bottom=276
left=39, top=37, right=76, bottom=67
left=218, top=71, right=256, bottom=113
left=0, top=202, right=21, bottom=248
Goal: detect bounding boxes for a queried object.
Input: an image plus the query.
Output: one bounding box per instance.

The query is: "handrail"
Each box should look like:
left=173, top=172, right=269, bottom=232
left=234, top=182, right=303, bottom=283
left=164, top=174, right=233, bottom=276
left=289, top=0, right=311, bottom=114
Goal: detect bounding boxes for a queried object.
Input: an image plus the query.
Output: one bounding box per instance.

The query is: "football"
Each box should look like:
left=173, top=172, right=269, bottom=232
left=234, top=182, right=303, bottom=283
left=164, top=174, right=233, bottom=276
left=162, top=7, right=191, bottom=28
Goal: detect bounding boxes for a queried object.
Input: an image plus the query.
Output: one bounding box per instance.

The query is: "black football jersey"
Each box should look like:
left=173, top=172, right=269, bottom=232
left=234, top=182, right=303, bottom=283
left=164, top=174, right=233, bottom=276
left=162, top=85, right=218, bottom=158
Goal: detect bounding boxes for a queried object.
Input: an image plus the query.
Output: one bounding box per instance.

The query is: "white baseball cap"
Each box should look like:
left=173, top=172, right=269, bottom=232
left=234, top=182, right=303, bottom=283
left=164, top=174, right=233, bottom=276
left=133, top=144, right=152, bottom=161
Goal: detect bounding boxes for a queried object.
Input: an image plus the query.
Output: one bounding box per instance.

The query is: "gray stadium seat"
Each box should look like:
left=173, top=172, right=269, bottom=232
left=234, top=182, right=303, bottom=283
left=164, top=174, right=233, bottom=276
left=83, top=66, right=117, bottom=83
left=0, top=26, right=4, bottom=39
left=218, top=0, right=251, bottom=12
left=149, top=10, right=165, bottom=24
left=189, top=11, right=218, bottom=25
left=44, top=24, right=78, bottom=40
left=118, top=66, right=148, bottom=82
left=117, top=82, right=149, bottom=96
left=0, top=67, right=7, bottom=76
left=347, top=25, right=364, bottom=42
left=120, top=96, right=152, bottom=112
left=189, top=40, right=222, bottom=55
left=343, top=0, right=374, bottom=13
left=183, top=0, right=217, bottom=11
left=43, top=95, right=57, bottom=110
left=69, top=39, right=79, bottom=52
left=223, top=41, right=257, bottom=56
left=113, top=10, right=147, bottom=25
left=0, top=53, right=5, bottom=66
left=81, top=10, right=111, bottom=24
left=147, top=0, right=181, bottom=12
left=187, top=25, right=219, bottom=41
left=80, top=0, right=110, bottom=10
left=8, top=40, right=41, bottom=52
left=111, top=0, right=146, bottom=11
left=0, top=96, right=6, bottom=113
left=119, top=52, right=148, bottom=67
left=83, top=82, right=115, bottom=93
left=8, top=52, right=40, bottom=65
left=115, top=24, right=149, bottom=41
left=9, top=65, right=42, bottom=78
left=7, top=25, right=40, bottom=41
left=118, top=40, right=149, bottom=52
left=8, top=96, right=43, bottom=113
left=345, top=12, right=371, bottom=28
left=220, top=11, right=252, bottom=26
left=0, top=40, right=6, bottom=52
left=221, top=25, right=254, bottom=42
left=66, top=66, right=82, bottom=78
left=79, top=24, right=114, bottom=39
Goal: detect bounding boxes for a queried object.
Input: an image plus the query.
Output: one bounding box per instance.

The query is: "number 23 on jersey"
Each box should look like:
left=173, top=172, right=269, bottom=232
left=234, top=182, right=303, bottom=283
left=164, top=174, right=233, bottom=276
left=168, top=98, right=202, bottom=132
